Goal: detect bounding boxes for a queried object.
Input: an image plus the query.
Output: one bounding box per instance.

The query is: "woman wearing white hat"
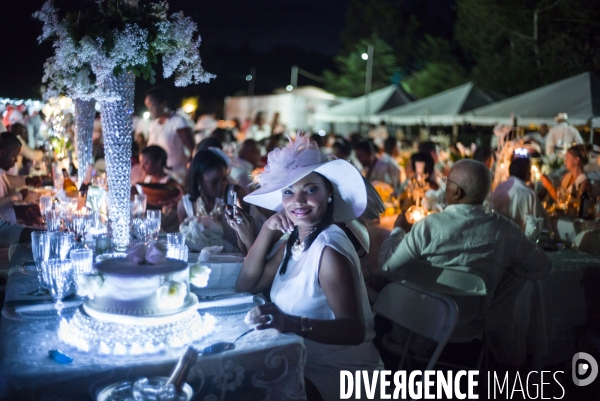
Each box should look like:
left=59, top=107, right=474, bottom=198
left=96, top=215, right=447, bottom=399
left=236, top=134, right=383, bottom=401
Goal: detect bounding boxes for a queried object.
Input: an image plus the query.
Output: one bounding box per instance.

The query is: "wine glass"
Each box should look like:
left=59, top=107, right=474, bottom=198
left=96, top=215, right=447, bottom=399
left=30, top=231, right=51, bottom=296
left=42, top=259, right=73, bottom=318
left=45, top=209, right=61, bottom=232
left=39, top=196, right=53, bottom=224
left=131, top=194, right=147, bottom=219
left=50, top=232, right=74, bottom=261
left=146, top=210, right=161, bottom=240
left=132, top=218, right=152, bottom=244
left=69, top=208, right=92, bottom=247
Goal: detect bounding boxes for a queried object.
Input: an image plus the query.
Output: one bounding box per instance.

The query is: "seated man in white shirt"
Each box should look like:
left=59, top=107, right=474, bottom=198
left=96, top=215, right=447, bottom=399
left=378, top=159, right=552, bottom=365
left=489, top=157, right=549, bottom=233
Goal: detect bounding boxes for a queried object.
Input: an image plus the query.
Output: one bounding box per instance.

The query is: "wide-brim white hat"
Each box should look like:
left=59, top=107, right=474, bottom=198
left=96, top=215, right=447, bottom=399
left=555, top=112, right=568, bottom=121
left=244, top=135, right=367, bottom=222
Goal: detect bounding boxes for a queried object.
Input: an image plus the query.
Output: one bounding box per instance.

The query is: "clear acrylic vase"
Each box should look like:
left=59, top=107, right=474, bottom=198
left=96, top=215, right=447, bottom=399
left=98, top=71, right=135, bottom=251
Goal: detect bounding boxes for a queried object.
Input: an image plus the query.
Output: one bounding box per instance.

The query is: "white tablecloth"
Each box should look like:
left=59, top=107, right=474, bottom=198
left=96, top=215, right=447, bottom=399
left=0, top=256, right=307, bottom=401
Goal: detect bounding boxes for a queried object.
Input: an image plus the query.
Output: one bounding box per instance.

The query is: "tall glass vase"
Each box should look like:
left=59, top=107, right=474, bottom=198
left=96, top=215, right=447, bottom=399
left=74, top=98, right=96, bottom=187
left=98, top=71, right=135, bottom=251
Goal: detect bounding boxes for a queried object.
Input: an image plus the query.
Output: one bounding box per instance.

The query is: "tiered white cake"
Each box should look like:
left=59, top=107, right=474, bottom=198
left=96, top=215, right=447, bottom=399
left=83, top=257, right=198, bottom=325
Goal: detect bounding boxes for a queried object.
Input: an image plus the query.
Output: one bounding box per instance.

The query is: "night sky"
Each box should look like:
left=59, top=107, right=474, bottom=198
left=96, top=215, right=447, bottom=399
left=0, top=0, right=454, bottom=116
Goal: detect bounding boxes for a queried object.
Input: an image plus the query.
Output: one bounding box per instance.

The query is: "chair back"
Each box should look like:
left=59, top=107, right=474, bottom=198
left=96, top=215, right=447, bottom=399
left=401, top=264, right=488, bottom=297
left=374, top=281, right=458, bottom=370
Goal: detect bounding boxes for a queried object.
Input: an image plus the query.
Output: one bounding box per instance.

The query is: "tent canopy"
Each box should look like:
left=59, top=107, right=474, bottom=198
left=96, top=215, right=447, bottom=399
left=377, top=82, right=496, bottom=125
left=464, top=72, right=600, bottom=126
left=314, top=85, right=414, bottom=123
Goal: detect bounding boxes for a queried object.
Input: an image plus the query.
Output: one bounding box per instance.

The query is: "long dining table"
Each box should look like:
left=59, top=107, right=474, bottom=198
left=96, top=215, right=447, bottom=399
left=0, top=246, right=307, bottom=401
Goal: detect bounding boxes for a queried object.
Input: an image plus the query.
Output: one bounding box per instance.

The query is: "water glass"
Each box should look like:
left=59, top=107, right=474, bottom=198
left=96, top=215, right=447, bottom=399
left=49, top=232, right=74, bottom=261
left=167, top=244, right=189, bottom=262
left=131, top=194, right=147, bottom=219
left=69, top=208, right=92, bottom=246
left=167, top=233, right=185, bottom=247
left=45, top=209, right=61, bottom=231
left=70, top=248, right=93, bottom=274
left=42, top=259, right=73, bottom=317
left=132, top=218, right=152, bottom=244
left=39, top=195, right=53, bottom=217
left=146, top=210, right=161, bottom=240
left=31, top=231, right=51, bottom=295
left=557, top=187, right=570, bottom=211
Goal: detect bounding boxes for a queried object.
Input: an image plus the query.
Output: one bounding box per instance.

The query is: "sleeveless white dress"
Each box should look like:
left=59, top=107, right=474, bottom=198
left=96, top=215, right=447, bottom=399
left=271, top=225, right=383, bottom=401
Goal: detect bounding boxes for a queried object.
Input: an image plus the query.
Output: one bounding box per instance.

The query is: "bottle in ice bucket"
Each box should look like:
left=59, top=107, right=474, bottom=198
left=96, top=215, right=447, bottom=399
left=166, top=346, right=198, bottom=393
left=62, top=168, right=78, bottom=195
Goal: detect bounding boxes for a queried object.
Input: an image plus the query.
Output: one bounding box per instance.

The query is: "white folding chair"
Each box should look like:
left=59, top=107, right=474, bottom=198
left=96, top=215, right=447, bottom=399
left=373, top=280, right=458, bottom=370
left=400, top=264, right=491, bottom=370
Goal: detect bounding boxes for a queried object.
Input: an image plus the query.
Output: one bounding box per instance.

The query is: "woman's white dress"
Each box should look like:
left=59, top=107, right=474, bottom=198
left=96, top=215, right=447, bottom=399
left=270, top=225, right=383, bottom=401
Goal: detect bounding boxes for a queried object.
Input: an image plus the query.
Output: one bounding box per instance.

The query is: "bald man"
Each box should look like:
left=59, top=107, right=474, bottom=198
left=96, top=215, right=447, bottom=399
left=378, top=159, right=551, bottom=365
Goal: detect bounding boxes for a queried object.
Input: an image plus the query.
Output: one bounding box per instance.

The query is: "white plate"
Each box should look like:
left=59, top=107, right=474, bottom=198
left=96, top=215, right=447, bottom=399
left=193, top=289, right=265, bottom=316
left=2, top=303, right=80, bottom=321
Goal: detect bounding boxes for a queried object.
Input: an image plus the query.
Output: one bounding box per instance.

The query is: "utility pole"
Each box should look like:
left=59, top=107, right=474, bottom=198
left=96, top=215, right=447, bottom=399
left=364, top=44, right=374, bottom=133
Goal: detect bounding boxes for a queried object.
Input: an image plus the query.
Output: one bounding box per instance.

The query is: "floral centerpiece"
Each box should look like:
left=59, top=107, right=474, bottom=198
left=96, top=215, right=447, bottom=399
left=35, top=0, right=215, bottom=250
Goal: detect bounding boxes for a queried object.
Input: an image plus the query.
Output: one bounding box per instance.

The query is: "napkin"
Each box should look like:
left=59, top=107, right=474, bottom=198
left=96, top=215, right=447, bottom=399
left=180, top=216, right=225, bottom=252
left=126, top=242, right=167, bottom=264
left=198, top=246, right=223, bottom=262
left=196, top=294, right=254, bottom=309
left=525, top=215, right=544, bottom=241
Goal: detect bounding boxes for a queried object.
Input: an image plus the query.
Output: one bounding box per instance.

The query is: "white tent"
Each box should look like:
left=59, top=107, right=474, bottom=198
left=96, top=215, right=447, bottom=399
left=377, top=82, right=496, bottom=125
left=314, top=85, right=414, bottom=134
left=224, top=86, right=337, bottom=132
left=463, top=72, right=600, bottom=127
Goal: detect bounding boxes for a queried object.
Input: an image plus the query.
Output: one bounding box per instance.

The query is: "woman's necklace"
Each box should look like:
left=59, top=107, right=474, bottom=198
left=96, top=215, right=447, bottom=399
left=291, top=228, right=317, bottom=261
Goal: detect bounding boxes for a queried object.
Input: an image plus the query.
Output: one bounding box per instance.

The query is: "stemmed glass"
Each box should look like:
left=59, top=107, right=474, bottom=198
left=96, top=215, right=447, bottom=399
left=30, top=231, right=51, bottom=296
left=68, top=208, right=92, bottom=247
left=146, top=210, right=161, bottom=240
left=59, top=198, right=79, bottom=230
left=132, top=218, right=153, bottom=244
left=42, top=259, right=73, bottom=318
left=45, top=209, right=61, bottom=232
left=39, top=196, right=53, bottom=225
left=49, top=232, right=74, bottom=261
left=131, top=194, right=147, bottom=219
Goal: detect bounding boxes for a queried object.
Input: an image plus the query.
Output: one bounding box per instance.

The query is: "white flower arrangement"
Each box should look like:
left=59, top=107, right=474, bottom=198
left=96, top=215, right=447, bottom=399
left=157, top=280, right=187, bottom=308
left=34, top=0, right=215, bottom=101
left=190, top=264, right=211, bottom=288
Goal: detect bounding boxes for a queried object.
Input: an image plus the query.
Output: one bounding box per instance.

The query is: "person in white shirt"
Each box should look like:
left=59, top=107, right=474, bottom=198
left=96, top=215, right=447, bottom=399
left=229, top=139, right=261, bottom=194
left=524, top=123, right=549, bottom=152
left=246, top=112, right=271, bottom=143
left=379, top=159, right=551, bottom=364
left=0, top=133, right=27, bottom=223
left=545, top=113, right=583, bottom=155
left=489, top=157, right=549, bottom=231
left=145, top=88, right=195, bottom=183
left=354, top=140, right=402, bottom=192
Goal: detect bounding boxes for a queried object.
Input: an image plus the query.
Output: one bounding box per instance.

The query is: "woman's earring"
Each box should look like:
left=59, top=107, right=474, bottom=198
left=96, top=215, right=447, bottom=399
left=197, top=185, right=202, bottom=192
left=327, top=197, right=332, bottom=203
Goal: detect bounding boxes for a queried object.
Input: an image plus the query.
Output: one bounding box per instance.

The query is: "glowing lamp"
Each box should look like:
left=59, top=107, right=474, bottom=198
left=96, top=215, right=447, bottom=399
left=406, top=205, right=428, bottom=225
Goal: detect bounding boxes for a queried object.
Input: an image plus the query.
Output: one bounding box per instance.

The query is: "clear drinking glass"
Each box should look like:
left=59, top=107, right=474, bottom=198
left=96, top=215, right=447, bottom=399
left=166, top=233, right=185, bottom=247
left=69, top=208, right=92, bottom=247
left=132, top=218, right=152, bottom=244
left=70, top=248, right=93, bottom=275
left=131, top=194, right=147, bottom=219
left=42, top=259, right=73, bottom=317
left=45, top=209, right=61, bottom=231
left=95, top=233, right=113, bottom=256
left=50, top=232, right=74, bottom=261
left=166, top=233, right=188, bottom=261
left=146, top=210, right=161, bottom=240
left=31, top=231, right=51, bottom=296
left=557, top=187, right=570, bottom=211
left=39, top=196, right=53, bottom=222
